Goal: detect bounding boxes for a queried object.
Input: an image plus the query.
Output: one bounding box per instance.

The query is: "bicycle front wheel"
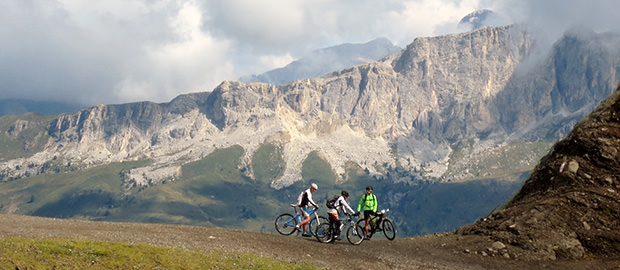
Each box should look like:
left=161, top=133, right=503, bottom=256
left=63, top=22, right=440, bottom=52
left=274, top=213, right=297, bottom=235
left=315, top=223, right=333, bottom=243
left=382, top=219, right=396, bottom=240
left=346, top=224, right=364, bottom=245
left=308, top=215, right=329, bottom=236
left=356, top=219, right=370, bottom=239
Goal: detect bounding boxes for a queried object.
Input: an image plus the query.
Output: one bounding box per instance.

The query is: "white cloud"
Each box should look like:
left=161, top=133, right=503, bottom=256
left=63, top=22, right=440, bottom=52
left=1, top=0, right=617, bottom=106
left=114, top=1, right=233, bottom=103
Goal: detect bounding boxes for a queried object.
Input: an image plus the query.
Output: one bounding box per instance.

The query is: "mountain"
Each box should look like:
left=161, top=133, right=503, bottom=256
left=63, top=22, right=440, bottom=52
left=458, top=85, right=620, bottom=260
left=239, top=38, right=401, bottom=85
left=1, top=24, right=620, bottom=236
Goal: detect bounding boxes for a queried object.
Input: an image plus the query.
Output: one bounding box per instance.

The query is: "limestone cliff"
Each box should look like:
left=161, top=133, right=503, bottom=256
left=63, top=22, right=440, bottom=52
left=1, top=25, right=619, bottom=190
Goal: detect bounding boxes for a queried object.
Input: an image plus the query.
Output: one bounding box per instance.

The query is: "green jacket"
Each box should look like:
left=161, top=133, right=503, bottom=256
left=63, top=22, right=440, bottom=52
left=357, top=193, right=377, bottom=212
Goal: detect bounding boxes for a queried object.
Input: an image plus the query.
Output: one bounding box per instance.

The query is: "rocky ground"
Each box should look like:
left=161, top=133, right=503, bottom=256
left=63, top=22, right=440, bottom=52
left=458, top=87, right=620, bottom=263
left=1, top=214, right=619, bottom=270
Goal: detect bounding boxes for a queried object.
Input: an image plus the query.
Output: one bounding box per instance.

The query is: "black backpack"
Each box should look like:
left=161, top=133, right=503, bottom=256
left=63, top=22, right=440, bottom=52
left=326, top=195, right=339, bottom=209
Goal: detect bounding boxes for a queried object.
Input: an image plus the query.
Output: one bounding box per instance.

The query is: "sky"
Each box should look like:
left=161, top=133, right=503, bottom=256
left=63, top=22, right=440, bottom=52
left=1, top=0, right=619, bottom=106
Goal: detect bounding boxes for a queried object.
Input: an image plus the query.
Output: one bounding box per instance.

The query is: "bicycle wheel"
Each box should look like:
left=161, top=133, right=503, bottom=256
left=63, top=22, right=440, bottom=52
left=346, top=224, right=364, bottom=245
left=274, top=213, right=297, bottom=235
left=315, top=222, right=333, bottom=243
left=382, top=219, right=396, bottom=240
left=308, top=215, right=329, bottom=236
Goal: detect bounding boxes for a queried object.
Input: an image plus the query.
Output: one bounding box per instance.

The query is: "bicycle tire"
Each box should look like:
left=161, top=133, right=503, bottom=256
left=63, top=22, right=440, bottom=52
left=346, top=223, right=364, bottom=245
left=382, top=219, right=396, bottom=240
left=308, top=215, right=329, bottom=236
left=315, top=222, right=333, bottom=243
left=274, top=213, right=297, bottom=235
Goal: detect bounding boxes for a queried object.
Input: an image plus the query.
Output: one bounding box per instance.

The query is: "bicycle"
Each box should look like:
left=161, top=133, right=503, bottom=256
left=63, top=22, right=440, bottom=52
left=274, top=204, right=328, bottom=236
left=355, top=209, right=396, bottom=240
left=315, top=213, right=364, bottom=245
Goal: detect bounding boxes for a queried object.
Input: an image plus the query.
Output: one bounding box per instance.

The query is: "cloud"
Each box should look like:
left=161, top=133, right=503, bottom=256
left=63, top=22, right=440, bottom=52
left=485, top=0, right=620, bottom=48
left=2, top=0, right=617, bottom=106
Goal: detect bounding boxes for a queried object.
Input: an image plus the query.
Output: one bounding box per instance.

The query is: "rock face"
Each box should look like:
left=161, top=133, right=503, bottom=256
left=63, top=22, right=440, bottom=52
left=1, top=25, right=620, bottom=190
left=458, top=86, right=620, bottom=260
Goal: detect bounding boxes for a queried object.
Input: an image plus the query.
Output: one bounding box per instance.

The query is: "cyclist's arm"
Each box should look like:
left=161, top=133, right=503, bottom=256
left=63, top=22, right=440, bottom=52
left=339, top=197, right=355, bottom=214
left=357, top=196, right=363, bottom=212
left=371, top=194, right=378, bottom=213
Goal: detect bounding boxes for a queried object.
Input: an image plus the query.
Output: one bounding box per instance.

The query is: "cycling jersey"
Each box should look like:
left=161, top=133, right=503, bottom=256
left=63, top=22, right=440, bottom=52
left=333, top=195, right=355, bottom=215
left=297, top=188, right=318, bottom=208
left=357, top=193, right=377, bottom=213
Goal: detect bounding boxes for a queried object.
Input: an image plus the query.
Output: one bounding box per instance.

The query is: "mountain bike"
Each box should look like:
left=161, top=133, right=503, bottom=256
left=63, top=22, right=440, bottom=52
left=356, top=209, right=396, bottom=240
left=274, top=204, right=328, bottom=236
left=315, top=213, right=364, bottom=245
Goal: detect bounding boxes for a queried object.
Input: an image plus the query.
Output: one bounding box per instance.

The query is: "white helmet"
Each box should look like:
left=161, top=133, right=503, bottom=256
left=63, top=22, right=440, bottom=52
left=311, top=183, right=318, bottom=190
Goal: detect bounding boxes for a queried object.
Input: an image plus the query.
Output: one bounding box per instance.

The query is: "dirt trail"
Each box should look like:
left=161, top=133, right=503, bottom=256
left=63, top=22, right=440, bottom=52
left=0, top=214, right=618, bottom=269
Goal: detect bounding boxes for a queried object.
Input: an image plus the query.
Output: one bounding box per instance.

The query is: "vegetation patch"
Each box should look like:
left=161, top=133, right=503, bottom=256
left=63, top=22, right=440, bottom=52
left=252, top=143, right=285, bottom=184
left=0, top=237, right=319, bottom=269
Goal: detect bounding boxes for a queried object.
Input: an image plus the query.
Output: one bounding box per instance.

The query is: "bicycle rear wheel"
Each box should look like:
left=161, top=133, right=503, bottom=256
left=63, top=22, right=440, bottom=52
left=315, top=222, right=333, bottom=243
left=382, top=219, right=396, bottom=240
left=274, top=213, right=297, bottom=235
left=346, top=224, right=364, bottom=245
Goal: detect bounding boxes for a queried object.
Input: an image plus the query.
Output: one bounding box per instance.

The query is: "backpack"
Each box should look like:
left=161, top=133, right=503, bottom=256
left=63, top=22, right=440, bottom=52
left=326, top=195, right=339, bottom=209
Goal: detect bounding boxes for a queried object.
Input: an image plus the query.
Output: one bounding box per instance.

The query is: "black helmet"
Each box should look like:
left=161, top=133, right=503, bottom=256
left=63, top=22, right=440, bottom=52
left=366, top=185, right=373, bottom=191
left=341, top=190, right=349, bottom=197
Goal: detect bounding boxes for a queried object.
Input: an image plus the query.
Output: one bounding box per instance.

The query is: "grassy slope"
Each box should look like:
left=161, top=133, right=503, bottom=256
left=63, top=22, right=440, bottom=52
left=0, top=237, right=317, bottom=270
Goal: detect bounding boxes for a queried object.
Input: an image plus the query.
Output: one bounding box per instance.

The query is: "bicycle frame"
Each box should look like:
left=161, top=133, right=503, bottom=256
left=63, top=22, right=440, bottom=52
left=274, top=204, right=327, bottom=236
left=292, top=205, right=321, bottom=225
left=316, top=213, right=364, bottom=245
left=357, top=209, right=396, bottom=240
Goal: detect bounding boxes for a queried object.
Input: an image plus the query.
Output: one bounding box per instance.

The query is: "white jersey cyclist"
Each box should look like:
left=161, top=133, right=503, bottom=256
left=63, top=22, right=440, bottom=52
left=294, top=183, right=319, bottom=237
left=326, top=190, right=355, bottom=239
left=328, top=194, right=355, bottom=216
left=297, top=183, right=319, bottom=210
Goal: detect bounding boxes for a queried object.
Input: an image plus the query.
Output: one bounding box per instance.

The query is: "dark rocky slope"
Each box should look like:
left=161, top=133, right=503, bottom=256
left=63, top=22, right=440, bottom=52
left=458, top=85, right=620, bottom=260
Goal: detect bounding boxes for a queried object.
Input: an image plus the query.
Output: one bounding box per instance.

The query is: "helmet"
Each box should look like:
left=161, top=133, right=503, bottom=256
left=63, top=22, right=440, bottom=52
left=366, top=185, right=373, bottom=191
left=341, top=190, right=349, bottom=197
left=311, top=183, right=318, bottom=190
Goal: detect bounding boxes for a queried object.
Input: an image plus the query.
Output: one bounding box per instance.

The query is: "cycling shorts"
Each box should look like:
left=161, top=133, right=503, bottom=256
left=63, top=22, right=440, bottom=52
left=300, top=207, right=311, bottom=216
left=363, top=210, right=374, bottom=220
left=327, top=208, right=338, bottom=222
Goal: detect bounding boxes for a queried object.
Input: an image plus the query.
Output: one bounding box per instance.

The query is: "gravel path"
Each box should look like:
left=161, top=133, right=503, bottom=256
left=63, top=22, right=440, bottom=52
left=0, top=214, right=617, bottom=269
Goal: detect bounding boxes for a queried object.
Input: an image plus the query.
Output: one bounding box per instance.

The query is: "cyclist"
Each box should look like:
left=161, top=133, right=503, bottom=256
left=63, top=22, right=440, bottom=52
left=295, top=183, right=319, bottom=237
left=357, top=185, right=377, bottom=240
left=326, top=190, right=356, bottom=240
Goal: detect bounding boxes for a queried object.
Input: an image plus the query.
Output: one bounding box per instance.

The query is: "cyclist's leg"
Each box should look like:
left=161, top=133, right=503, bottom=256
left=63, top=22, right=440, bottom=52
left=363, top=210, right=373, bottom=238
left=327, top=209, right=339, bottom=239
left=296, top=207, right=311, bottom=234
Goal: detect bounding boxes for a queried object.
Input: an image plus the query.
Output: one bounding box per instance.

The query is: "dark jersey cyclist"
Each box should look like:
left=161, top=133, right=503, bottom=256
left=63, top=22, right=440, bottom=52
left=357, top=185, right=377, bottom=239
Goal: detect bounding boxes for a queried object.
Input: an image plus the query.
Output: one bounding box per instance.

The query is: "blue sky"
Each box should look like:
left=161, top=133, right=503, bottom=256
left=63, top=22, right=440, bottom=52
left=1, top=0, right=618, bottom=105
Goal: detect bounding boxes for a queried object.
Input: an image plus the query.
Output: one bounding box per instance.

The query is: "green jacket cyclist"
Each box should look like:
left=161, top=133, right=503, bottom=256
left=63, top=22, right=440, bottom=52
left=357, top=185, right=377, bottom=239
